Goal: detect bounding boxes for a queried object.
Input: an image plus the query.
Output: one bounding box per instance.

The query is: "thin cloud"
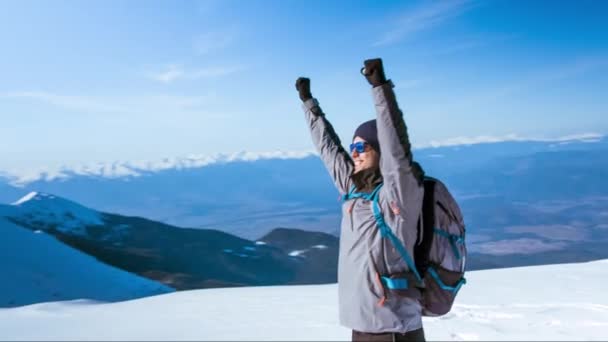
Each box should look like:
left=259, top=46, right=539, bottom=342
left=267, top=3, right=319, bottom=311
left=193, top=29, right=236, bottom=55
left=374, top=0, right=476, bottom=47
left=1, top=91, right=215, bottom=114
left=415, top=132, right=604, bottom=149
left=416, top=35, right=509, bottom=57
left=1, top=92, right=127, bottom=113
left=195, top=0, right=223, bottom=16
left=538, top=56, right=608, bottom=83
left=482, top=55, right=608, bottom=102
left=148, top=64, right=244, bottom=84
left=150, top=65, right=185, bottom=83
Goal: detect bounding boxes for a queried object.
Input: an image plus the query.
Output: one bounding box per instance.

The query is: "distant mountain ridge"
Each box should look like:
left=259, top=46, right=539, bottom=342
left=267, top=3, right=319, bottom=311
left=2, top=192, right=339, bottom=291
left=3, top=187, right=608, bottom=303
left=1, top=135, right=607, bottom=275
left=2, top=136, right=607, bottom=240
left=2, top=133, right=603, bottom=186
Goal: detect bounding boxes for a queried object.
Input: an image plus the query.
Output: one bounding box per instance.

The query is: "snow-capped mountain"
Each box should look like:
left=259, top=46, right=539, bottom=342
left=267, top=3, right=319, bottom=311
left=9, top=191, right=104, bottom=235
left=1, top=135, right=606, bottom=241
left=2, top=135, right=608, bottom=272
left=2, top=133, right=603, bottom=185
left=1, top=193, right=340, bottom=292
left=0, top=216, right=172, bottom=308
left=1, top=258, right=606, bottom=340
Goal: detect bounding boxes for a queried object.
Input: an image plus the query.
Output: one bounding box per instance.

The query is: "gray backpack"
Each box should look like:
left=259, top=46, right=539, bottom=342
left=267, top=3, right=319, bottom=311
left=415, top=176, right=467, bottom=316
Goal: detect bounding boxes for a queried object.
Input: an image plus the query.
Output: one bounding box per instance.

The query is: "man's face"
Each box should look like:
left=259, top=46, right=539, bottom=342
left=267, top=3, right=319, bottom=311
left=351, top=136, right=380, bottom=174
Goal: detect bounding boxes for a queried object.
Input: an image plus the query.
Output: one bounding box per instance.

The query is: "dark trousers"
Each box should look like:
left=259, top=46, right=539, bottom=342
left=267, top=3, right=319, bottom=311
left=352, top=327, right=426, bottom=342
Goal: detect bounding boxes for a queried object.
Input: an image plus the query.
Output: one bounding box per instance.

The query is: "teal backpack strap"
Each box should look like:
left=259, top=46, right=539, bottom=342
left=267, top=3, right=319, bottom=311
left=380, top=276, right=409, bottom=290
left=427, top=267, right=466, bottom=293
left=369, top=184, right=423, bottom=283
left=342, top=185, right=356, bottom=201
left=341, top=183, right=422, bottom=284
left=433, top=228, right=464, bottom=260
left=342, top=185, right=370, bottom=201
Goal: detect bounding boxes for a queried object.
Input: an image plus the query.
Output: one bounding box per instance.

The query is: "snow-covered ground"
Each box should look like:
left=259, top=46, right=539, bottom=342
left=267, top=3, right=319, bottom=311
left=0, top=217, right=172, bottom=308
left=1, top=259, right=606, bottom=341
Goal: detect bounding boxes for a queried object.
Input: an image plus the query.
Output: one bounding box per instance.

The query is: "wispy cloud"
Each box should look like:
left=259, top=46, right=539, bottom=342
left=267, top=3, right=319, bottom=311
left=149, top=65, right=184, bottom=83
left=148, top=64, right=244, bottom=84
left=195, top=0, right=223, bottom=16
left=414, top=33, right=516, bottom=58
left=1, top=91, right=216, bottom=115
left=193, top=29, right=236, bottom=55
left=1, top=92, right=127, bottom=113
left=481, top=55, right=608, bottom=102
left=373, top=0, right=476, bottom=47
left=415, top=132, right=605, bottom=149
left=536, top=56, right=608, bottom=83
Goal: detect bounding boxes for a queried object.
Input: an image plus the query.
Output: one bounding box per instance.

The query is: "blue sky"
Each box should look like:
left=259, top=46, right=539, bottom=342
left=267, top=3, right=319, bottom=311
left=1, top=0, right=607, bottom=172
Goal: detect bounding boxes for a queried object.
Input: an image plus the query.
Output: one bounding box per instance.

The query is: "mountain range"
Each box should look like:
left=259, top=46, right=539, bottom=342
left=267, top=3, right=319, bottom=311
left=1, top=192, right=339, bottom=293
left=2, top=135, right=606, bottom=240
left=2, top=135, right=608, bottom=304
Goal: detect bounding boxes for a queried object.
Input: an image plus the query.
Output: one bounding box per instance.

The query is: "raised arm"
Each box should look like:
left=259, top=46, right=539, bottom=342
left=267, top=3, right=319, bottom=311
left=361, top=59, right=424, bottom=212
left=296, top=77, right=354, bottom=194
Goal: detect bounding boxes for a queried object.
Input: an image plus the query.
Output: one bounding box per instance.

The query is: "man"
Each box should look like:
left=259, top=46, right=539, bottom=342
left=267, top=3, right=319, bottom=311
left=296, top=58, right=426, bottom=342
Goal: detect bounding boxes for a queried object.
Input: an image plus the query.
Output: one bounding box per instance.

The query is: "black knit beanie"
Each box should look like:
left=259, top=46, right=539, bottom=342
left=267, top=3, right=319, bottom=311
left=353, top=119, right=380, bottom=155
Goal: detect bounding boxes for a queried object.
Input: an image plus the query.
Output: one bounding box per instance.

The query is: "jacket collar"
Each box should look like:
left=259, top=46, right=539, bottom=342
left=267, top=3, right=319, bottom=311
left=350, top=166, right=383, bottom=193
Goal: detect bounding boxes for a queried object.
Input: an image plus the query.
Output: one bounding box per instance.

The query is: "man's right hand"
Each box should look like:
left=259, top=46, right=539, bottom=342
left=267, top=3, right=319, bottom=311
left=295, top=77, right=313, bottom=102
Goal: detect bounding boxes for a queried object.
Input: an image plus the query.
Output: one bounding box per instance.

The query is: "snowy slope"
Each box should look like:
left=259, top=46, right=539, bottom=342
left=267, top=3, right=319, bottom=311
left=1, top=259, right=606, bottom=341
left=0, top=217, right=173, bottom=308
left=8, top=191, right=103, bottom=236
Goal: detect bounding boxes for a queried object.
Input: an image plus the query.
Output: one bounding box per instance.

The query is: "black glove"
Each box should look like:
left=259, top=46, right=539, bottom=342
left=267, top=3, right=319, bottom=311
left=361, top=58, right=388, bottom=87
left=295, top=77, right=313, bottom=102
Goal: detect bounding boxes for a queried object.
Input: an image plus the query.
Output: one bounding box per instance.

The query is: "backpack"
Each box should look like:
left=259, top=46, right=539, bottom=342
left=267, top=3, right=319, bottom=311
left=342, top=175, right=467, bottom=317
left=416, top=176, right=467, bottom=316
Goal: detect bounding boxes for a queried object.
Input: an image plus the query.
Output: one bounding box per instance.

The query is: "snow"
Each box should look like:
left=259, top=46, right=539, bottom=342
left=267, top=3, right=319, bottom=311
left=6, top=192, right=104, bottom=236
left=288, top=250, right=307, bottom=257
left=289, top=245, right=329, bottom=256
left=4, top=150, right=317, bottom=186
left=2, top=132, right=604, bottom=185
left=11, top=191, right=38, bottom=205
left=0, top=217, right=173, bottom=308
left=0, top=259, right=606, bottom=340
left=255, top=241, right=267, bottom=245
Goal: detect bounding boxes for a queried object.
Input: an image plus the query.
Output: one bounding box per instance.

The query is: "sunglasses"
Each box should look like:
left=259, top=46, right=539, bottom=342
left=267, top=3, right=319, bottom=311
left=349, top=141, right=370, bottom=154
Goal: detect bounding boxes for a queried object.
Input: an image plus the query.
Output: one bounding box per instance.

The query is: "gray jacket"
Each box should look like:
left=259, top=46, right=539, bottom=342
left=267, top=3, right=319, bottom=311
left=302, top=82, right=425, bottom=333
